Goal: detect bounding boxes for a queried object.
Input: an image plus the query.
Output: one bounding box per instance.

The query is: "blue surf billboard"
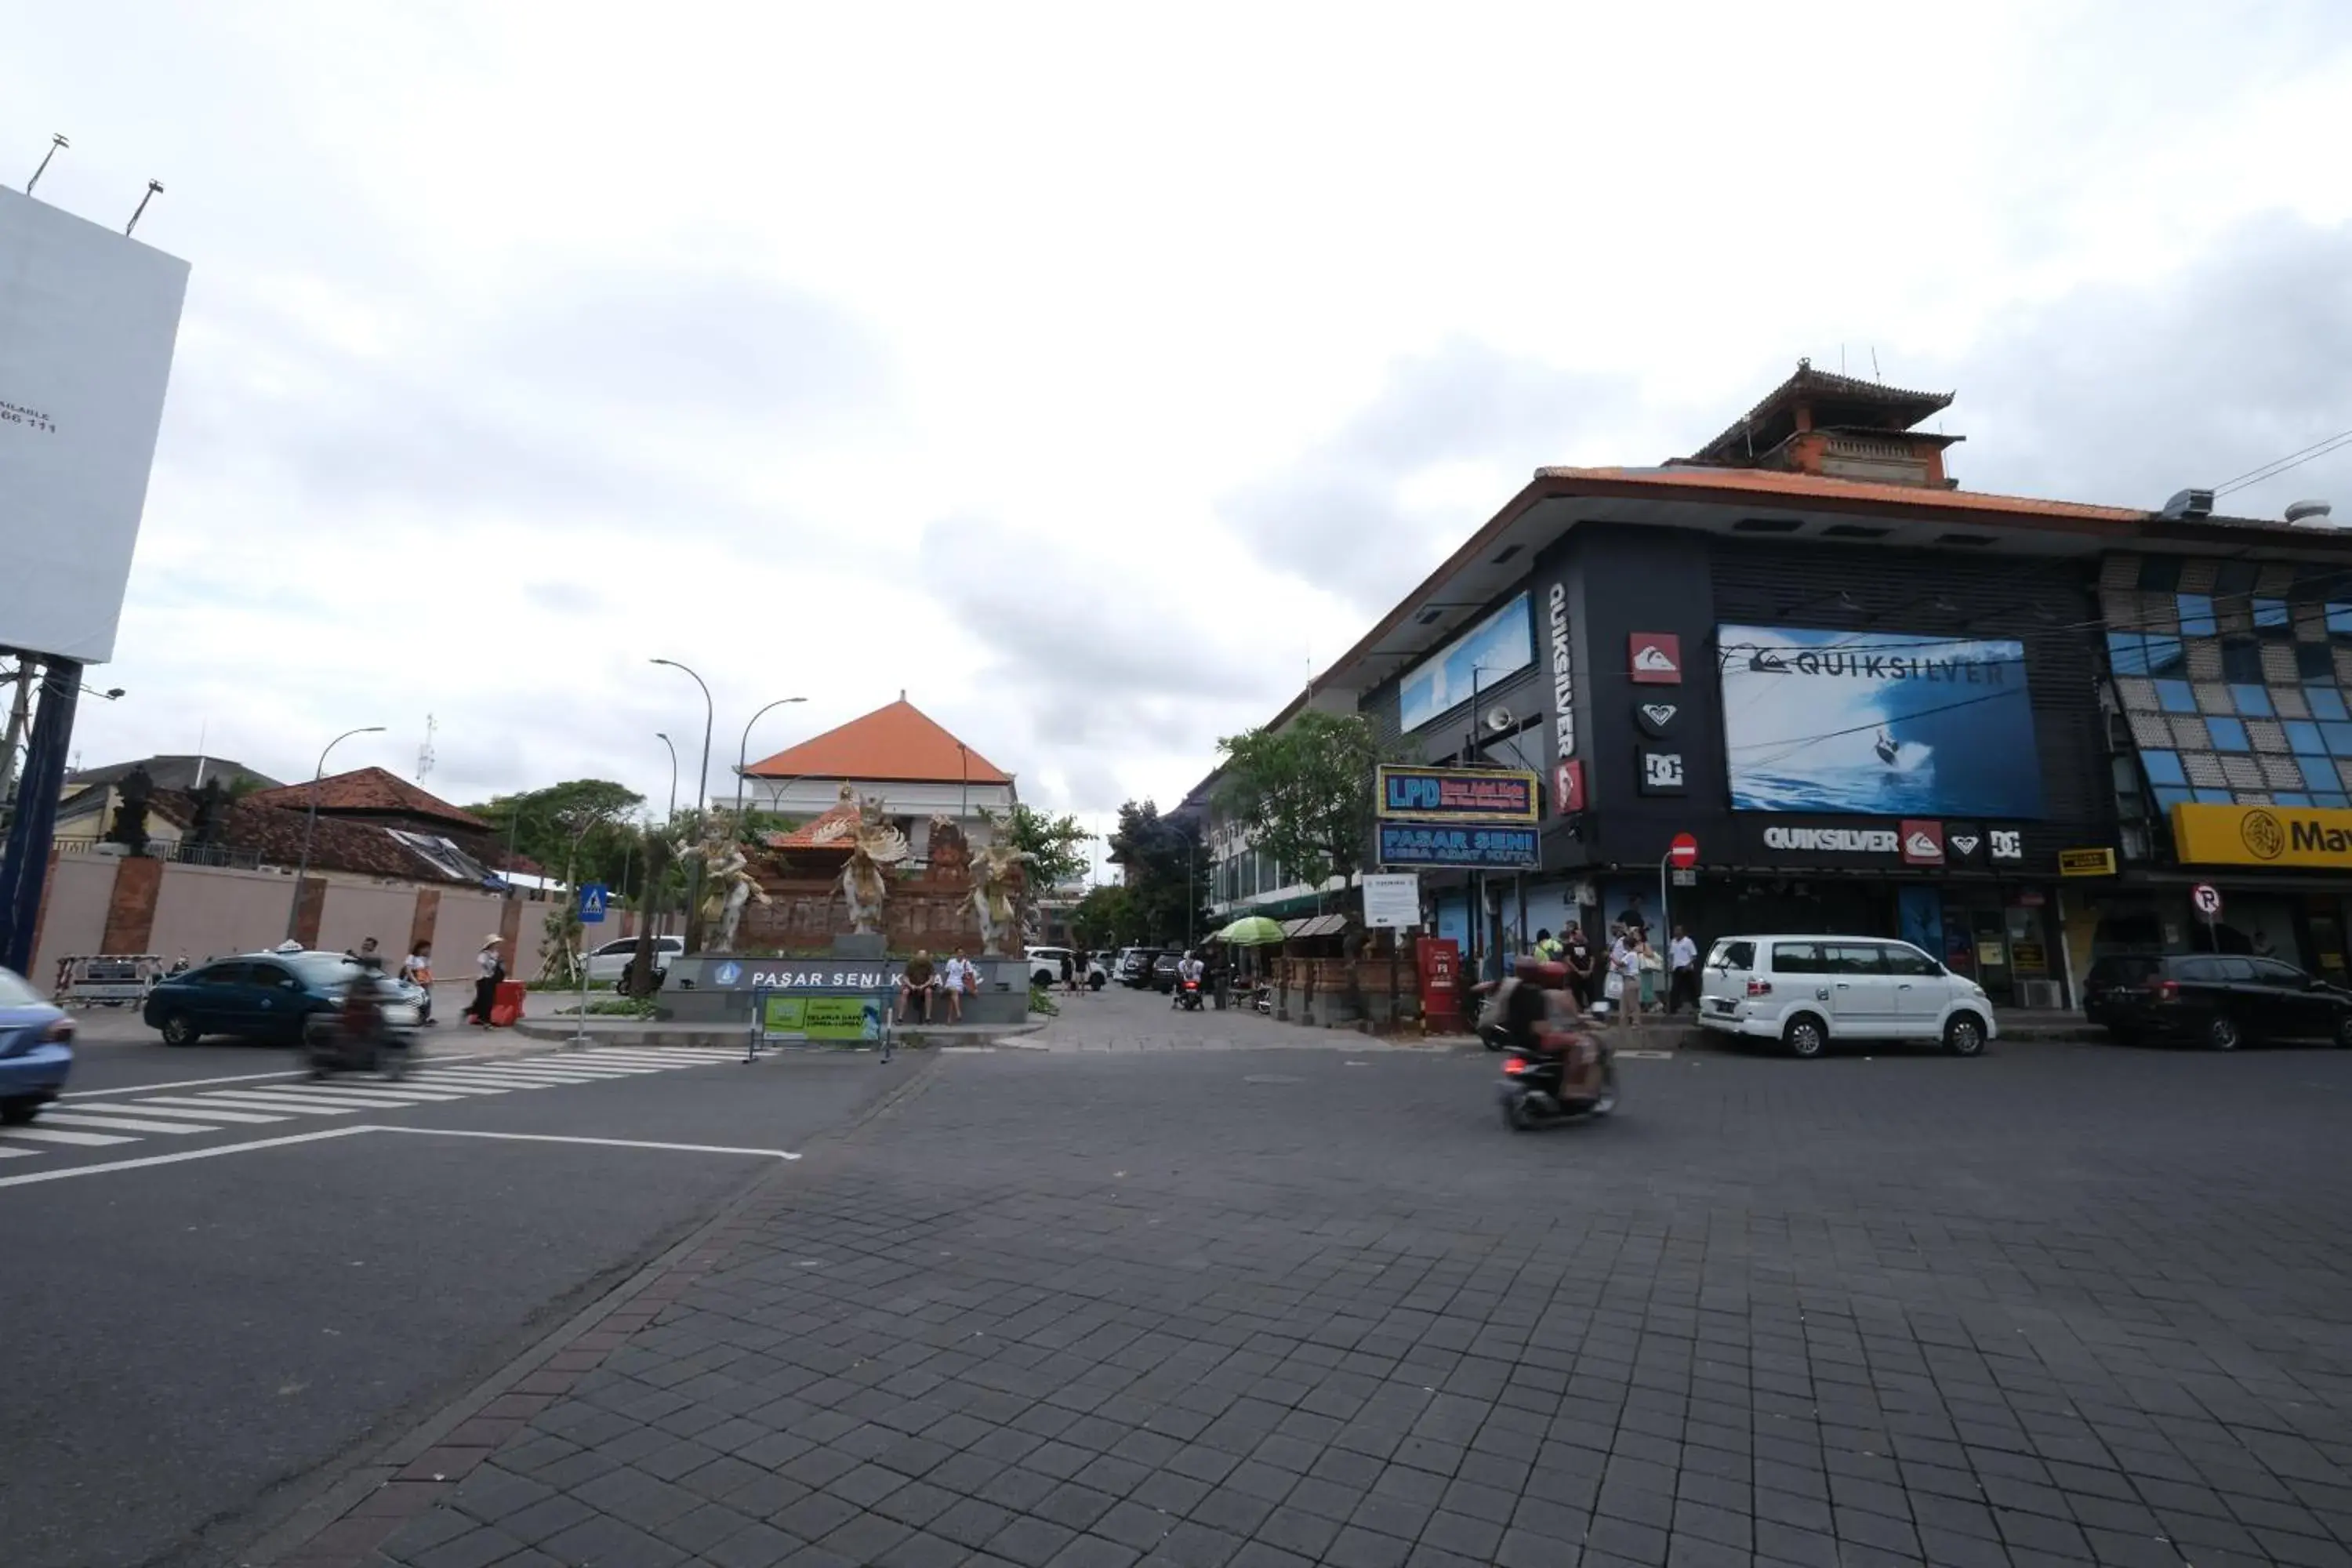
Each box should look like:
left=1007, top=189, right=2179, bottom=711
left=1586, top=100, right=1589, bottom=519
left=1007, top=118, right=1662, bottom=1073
left=1718, top=625, right=2044, bottom=818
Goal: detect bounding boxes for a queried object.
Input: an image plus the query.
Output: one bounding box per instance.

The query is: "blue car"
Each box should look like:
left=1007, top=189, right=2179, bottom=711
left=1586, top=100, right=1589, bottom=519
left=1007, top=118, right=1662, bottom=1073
left=0, top=964, right=74, bottom=1124
left=141, top=949, right=424, bottom=1047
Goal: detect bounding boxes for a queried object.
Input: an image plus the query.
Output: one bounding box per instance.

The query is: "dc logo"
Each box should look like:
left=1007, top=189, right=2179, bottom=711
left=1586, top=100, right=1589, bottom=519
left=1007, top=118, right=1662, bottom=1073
left=714, top=961, right=742, bottom=986
left=1645, top=753, right=1683, bottom=787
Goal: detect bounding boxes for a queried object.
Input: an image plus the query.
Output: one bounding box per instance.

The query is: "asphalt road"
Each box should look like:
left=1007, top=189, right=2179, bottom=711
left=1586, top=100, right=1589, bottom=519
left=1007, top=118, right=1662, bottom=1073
left=0, top=1037, right=912, bottom=1568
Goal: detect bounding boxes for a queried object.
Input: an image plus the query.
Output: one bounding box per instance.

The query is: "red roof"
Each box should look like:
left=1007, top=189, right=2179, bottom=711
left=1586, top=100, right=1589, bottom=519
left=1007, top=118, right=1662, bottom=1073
left=744, top=700, right=1009, bottom=785
left=764, top=791, right=863, bottom=852
left=245, top=766, right=492, bottom=832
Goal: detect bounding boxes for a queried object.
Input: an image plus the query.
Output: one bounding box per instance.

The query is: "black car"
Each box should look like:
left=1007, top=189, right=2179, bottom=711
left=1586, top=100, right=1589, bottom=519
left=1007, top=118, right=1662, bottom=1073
left=1123, top=949, right=1166, bottom=989
left=1149, top=953, right=1182, bottom=993
left=2084, top=953, right=2352, bottom=1051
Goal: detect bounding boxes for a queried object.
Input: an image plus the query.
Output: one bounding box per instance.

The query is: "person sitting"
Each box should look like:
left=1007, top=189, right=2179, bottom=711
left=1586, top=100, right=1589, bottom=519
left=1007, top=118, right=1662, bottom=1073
left=939, top=949, right=971, bottom=1022
left=1172, top=949, right=1205, bottom=1007
left=897, top=949, right=938, bottom=1023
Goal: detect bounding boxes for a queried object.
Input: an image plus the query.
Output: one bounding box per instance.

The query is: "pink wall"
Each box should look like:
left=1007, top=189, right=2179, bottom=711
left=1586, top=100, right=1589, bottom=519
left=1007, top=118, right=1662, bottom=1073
left=149, top=864, right=305, bottom=965
left=29, top=855, right=119, bottom=983
left=315, top=881, right=422, bottom=959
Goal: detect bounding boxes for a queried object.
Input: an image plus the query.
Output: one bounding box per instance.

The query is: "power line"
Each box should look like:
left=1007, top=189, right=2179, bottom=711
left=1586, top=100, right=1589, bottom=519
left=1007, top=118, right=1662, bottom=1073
left=1726, top=685, right=2029, bottom=771
left=2214, top=426, right=2352, bottom=497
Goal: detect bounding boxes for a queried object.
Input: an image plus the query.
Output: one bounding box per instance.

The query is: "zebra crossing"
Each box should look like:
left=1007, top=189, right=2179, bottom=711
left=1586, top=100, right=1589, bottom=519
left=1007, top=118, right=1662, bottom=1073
left=0, top=1048, right=726, bottom=1162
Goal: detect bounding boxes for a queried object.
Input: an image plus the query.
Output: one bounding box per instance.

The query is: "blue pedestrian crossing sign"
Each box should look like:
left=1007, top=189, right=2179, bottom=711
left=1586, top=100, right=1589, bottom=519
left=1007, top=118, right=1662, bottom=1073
left=578, top=882, right=609, bottom=924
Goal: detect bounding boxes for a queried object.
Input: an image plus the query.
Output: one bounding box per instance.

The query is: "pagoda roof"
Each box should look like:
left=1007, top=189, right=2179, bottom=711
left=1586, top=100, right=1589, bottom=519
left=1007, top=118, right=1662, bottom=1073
left=1691, top=359, right=1955, bottom=466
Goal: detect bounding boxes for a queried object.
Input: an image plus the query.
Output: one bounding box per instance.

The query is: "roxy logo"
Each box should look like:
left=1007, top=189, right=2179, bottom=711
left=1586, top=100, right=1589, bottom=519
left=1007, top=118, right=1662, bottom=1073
left=1949, top=833, right=1981, bottom=856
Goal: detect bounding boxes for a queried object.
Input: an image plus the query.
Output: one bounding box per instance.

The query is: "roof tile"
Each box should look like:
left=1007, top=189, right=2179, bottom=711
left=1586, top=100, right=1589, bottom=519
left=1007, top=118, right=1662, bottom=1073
left=245, top=766, right=491, bottom=831
left=744, top=700, right=1008, bottom=785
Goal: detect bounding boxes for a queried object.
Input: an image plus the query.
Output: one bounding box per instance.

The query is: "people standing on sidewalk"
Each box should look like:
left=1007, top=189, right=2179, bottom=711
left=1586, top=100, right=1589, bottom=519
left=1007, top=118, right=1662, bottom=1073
left=1563, top=924, right=1595, bottom=1011
left=402, top=942, right=436, bottom=1025
left=1606, top=925, right=1641, bottom=1025
left=1668, top=924, right=1699, bottom=1014
left=465, top=936, right=504, bottom=1027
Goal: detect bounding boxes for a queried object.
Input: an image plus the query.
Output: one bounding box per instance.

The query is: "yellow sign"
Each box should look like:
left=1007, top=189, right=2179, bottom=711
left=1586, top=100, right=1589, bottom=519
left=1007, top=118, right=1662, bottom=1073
left=2057, top=847, right=2118, bottom=877
left=2171, top=802, right=2352, bottom=867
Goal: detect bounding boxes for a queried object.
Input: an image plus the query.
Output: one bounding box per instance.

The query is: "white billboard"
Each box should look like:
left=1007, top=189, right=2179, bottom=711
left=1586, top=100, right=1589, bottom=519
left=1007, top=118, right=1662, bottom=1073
left=0, top=186, right=190, bottom=665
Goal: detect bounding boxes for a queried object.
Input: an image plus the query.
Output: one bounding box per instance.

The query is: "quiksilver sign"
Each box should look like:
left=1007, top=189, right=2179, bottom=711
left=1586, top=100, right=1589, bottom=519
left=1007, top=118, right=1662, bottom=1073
left=1762, top=826, right=1899, bottom=853
left=1548, top=581, right=1577, bottom=813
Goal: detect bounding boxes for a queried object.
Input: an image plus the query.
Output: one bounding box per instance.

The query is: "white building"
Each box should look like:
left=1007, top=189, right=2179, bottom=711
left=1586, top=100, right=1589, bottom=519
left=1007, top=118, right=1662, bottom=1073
left=730, top=697, right=1014, bottom=860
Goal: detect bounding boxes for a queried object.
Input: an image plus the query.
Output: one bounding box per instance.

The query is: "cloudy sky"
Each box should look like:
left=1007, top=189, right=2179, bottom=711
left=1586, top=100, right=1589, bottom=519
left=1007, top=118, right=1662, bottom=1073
left=9, top=2, right=2352, bottom=862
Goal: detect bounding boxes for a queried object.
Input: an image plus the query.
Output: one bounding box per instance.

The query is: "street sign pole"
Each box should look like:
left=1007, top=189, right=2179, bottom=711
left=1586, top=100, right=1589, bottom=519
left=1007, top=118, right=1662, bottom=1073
left=573, top=882, right=608, bottom=1048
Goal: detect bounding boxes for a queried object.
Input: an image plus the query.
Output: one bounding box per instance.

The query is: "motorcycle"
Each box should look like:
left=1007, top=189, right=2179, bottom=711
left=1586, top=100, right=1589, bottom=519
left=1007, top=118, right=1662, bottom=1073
left=303, top=976, right=420, bottom=1080
left=1498, top=1027, right=1618, bottom=1131
left=1175, top=976, right=1204, bottom=1011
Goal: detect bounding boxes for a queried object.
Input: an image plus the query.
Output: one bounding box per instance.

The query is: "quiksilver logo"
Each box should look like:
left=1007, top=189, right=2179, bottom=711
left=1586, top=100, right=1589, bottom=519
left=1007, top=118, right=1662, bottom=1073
left=1762, top=826, right=1897, bottom=853
left=1548, top=582, right=1575, bottom=762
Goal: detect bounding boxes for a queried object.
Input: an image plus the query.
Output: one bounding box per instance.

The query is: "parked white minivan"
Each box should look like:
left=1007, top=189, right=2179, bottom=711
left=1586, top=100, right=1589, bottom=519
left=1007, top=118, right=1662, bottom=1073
left=1697, top=935, right=1994, bottom=1058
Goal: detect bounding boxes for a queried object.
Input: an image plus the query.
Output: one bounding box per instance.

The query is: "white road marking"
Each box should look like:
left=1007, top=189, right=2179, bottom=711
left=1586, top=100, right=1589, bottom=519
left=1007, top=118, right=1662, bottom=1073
left=0, top=1127, right=374, bottom=1189
left=32, top=1112, right=215, bottom=1134
left=247, top=1084, right=474, bottom=1105
left=59, top=1051, right=507, bottom=1100
left=198, top=1088, right=410, bottom=1110
left=368, top=1127, right=800, bottom=1158
left=364, top=1080, right=509, bottom=1096
left=177, top=1094, right=364, bottom=1117
left=0, top=1145, right=39, bottom=1158
left=0, top=1126, right=139, bottom=1146
left=114, top=1103, right=291, bottom=1124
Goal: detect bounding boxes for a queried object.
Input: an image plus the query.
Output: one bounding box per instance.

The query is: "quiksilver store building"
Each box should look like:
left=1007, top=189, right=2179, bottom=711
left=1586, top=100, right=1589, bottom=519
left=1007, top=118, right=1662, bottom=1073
left=1258, top=366, right=2352, bottom=1006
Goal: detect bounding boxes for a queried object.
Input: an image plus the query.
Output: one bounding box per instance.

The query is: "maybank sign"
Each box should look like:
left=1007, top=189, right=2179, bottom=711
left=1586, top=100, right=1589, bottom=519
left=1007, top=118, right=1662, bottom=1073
left=2172, top=803, right=2352, bottom=867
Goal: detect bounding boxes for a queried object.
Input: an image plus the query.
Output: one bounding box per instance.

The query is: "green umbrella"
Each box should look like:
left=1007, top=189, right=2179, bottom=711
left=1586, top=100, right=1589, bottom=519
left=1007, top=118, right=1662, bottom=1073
left=1216, top=916, right=1287, bottom=946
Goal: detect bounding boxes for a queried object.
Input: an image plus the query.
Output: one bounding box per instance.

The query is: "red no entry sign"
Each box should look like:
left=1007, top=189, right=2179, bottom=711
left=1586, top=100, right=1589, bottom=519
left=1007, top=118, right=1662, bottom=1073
left=1668, top=832, right=1700, bottom=869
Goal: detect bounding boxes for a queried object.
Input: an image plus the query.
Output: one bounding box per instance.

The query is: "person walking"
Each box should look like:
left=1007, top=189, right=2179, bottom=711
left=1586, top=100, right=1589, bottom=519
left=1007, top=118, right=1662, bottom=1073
left=465, top=936, right=505, bottom=1028
left=402, top=941, right=436, bottom=1025
left=1668, top=924, right=1700, bottom=1014
left=1060, top=949, right=1078, bottom=996
left=1562, top=924, right=1595, bottom=1011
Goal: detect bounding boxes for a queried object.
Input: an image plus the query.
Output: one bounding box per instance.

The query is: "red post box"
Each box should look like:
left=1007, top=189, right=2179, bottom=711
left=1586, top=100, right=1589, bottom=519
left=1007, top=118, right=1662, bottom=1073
left=1416, top=937, right=1463, bottom=1034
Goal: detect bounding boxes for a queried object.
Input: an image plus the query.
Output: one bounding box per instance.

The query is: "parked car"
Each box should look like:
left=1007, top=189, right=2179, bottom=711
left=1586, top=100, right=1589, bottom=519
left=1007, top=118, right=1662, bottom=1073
left=1026, top=947, right=1106, bottom=989
left=2085, top=952, right=2352, bottom=1050
left=585, top=935, right=684, bottom=983
left=143, top=949, right=425, bottom=1047
left=1697, top=935, right=1994, bottom=1058
left=1115, top=948, right=1153, bottom=985
left=1149, top=953, right=1183, bottom=993
left=0, top=964, right=74, bottom=1124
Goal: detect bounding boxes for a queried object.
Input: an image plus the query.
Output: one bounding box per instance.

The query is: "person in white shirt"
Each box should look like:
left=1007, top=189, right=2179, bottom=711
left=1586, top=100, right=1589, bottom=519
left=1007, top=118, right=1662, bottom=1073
left=1668, top=925, right=1700, bottom=1014
left=1172, top=950, right=1204, bottom=1007
left=939, top=951, right=971, bottom=1022
left=1608, top=931, right=1642, bottom=1023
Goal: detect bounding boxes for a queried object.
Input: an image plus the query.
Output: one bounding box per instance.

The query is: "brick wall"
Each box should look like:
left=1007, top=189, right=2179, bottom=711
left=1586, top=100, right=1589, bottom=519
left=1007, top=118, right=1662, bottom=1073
left=100, top=855, right=165, bottom=955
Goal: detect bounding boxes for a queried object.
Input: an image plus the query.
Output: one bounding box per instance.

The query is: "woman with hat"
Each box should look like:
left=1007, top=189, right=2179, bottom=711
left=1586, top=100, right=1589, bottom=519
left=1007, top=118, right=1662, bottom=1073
left=466, top=935, right=506, bottom=1027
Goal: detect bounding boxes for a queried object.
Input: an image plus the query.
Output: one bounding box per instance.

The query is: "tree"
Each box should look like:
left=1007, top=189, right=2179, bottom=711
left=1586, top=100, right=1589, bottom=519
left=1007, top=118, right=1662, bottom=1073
left=1105, top=799, right=1208, bottom=946
left=1004, top=804, right=1091, bottom=891
left=1214, top=711, right=1385, bottom=907
left=1070, top=884, right=1138, bottom=949
left=468, top=780, right=648, bottom=898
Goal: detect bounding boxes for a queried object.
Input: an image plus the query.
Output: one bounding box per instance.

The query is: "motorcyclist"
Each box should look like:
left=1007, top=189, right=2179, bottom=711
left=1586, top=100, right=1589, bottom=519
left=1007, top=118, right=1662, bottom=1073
left=1504, top=957, right=1561, bottom=1054
left=1174, top=949, right=1205, bottom=1007
left=336, top=958, right=388, bottom=1059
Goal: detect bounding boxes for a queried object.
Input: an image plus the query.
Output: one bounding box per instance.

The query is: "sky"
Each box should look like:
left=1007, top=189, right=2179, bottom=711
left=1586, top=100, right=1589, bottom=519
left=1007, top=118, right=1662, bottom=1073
left=8, top=1, right=2352, bottom=875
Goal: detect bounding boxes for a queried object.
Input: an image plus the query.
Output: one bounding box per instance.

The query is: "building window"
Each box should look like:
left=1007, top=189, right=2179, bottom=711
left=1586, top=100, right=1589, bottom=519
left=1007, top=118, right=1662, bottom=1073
left=2214, top=561, right=2259, bottom=597
left=2299, top=643, right=2336, bottom=681
left=2140, top=750, right=2187, bottom=787
left=2325, top=723, right=2352, bottom=757
left=2221, top=637, right=2263, bottom=683
left=2277, top=793, right=2314, bottom=807
left=2194, top=788, right=2236, bottom=803
left=2329, top=602, right=2352, bottom=639
left=2307, top=686, right=2350, bottom=721
left=2155, top=680, right=2198, bottom=713
left=2321, top=793, right=2352, bottom=810
left=2255, top=597, right=2291, bottom=633
left=2229, top=684, right=2274, bottom=716
left=2138, top=557, right=2183, bottom=592
left=2145, top=635, right=2185, bottom=676
left=2287, top=720, right=2328, bottom=756
left=2152, top=786, right=2193, bottom=812
left=2106, top=632, right=2147, bottom=676
left=2206, top=717, right=2250, bottom=752
left=2177, top=593, right=2218, bottom=637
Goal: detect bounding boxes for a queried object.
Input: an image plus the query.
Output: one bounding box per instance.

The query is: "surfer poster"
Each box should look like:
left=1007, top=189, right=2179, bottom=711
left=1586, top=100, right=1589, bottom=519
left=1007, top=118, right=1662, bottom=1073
left=1717, top=625, right=2045, bottom=818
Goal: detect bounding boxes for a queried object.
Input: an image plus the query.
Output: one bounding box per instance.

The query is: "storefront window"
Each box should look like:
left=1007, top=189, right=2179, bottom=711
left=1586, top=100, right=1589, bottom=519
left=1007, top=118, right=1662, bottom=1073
left=2310, top=686, right=2350, bottom=721
left=2156, top=680, right=2197, bottom=713
left=2206, top=717, right=2250, bottom=752
left=2230, top=684, right=2274, bottom=716
left=2178, top=593, right=2218, bottom=636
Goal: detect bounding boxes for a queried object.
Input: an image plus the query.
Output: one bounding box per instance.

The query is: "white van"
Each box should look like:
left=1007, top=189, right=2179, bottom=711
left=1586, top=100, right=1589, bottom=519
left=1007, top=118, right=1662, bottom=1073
left=1697, top=935, right=1994, bottom=1058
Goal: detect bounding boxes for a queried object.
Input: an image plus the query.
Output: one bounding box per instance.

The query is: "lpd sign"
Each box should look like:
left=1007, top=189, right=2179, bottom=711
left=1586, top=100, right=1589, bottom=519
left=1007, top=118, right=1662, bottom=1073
left=1376, top=765, right=1539, bottom=823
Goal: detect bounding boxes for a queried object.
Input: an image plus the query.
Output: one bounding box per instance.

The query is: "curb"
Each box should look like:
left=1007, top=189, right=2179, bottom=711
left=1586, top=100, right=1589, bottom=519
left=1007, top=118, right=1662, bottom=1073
left=241, top=1049, right=948, bottom=1567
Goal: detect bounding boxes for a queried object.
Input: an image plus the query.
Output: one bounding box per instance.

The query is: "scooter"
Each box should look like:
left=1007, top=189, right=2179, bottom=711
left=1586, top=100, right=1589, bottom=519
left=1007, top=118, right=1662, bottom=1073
left=303, top=978, right=419, bottom=1080
left=1175, top=976, right=1205, bottom=1011
left=1498, top=1027, right=1618, bottom=1131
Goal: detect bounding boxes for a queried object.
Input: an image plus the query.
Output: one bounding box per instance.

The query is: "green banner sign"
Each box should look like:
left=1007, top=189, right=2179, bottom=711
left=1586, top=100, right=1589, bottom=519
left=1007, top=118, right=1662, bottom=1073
left=759, top=993, right=881, bottom=1041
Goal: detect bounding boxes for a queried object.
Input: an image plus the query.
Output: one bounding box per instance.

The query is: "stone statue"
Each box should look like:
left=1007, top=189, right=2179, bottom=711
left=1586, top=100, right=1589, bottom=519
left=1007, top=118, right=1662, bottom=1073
left=837, top=791, right=909, bottom=935
left=926, top=815, right=971, bottom=880
left=700, top=840, right=770, bottom=952
left=107, top=765, right=155, bottom=857
left=968, top=818, right=1033, bottom=956
left=187, top=778, right=228, bottom=849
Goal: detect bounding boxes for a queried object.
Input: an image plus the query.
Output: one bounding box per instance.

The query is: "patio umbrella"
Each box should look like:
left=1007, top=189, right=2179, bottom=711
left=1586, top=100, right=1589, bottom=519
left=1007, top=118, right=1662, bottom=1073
left=1216, top=916, right=1287, bottom=946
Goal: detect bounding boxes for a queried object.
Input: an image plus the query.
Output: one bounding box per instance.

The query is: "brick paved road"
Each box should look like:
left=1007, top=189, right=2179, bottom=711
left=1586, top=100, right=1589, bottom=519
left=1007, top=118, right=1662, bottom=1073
left=356, top=1032, right=2352, bottom=1568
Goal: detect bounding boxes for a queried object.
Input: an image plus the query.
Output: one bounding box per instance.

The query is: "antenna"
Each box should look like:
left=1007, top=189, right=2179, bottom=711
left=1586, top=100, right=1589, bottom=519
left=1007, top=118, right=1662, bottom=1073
left=416, top=713, right=437, bottom=782
left=26, top=133, right=68, bottom=195
left=1871, top=345, right=1882, bottom=383
left=125, top=180, right=164, bottom=237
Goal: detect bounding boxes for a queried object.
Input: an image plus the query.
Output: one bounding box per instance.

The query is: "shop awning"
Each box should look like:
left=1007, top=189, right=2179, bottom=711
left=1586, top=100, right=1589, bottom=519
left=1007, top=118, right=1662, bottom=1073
left=1283, top=913, right=1348, bottom=938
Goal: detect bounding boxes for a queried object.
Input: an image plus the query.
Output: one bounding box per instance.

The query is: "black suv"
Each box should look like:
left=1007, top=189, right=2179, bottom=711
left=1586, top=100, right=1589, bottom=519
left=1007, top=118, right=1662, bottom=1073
left=2084, top=953, right=2352, bottom=1051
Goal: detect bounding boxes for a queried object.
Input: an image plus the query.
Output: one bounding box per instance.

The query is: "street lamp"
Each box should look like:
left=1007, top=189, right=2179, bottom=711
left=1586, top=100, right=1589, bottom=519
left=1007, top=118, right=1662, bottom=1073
left=284, top=725, right=385, bottom=942
left=653, top=732, right=678, bottom=822
left=652, top=659, right=713, bottom=949
left=735, top=697, right=807, bottom=814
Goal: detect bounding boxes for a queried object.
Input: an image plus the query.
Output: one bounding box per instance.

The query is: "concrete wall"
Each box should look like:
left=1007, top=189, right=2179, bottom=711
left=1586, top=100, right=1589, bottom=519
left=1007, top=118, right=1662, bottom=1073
left=29, top=855, right=118, bottom=982
left=315, top=880, right=424, bottom=959
left=148, top=863, right=299, bottom=964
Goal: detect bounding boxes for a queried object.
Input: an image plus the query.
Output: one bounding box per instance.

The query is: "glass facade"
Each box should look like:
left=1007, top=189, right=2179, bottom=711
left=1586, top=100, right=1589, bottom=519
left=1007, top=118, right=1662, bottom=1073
left=2104, top=557, right=2352, bottom=810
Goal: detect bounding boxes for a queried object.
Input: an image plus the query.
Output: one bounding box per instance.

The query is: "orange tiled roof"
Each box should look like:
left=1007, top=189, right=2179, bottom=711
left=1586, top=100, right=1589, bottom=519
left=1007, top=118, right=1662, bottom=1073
left=744, top=700, right=1010, bottom=785
left=1537, top=464, right=2147, bottom=525
left=245, top=766, right=492, bottom=831
left=765, top=793, right=862, bottom=852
